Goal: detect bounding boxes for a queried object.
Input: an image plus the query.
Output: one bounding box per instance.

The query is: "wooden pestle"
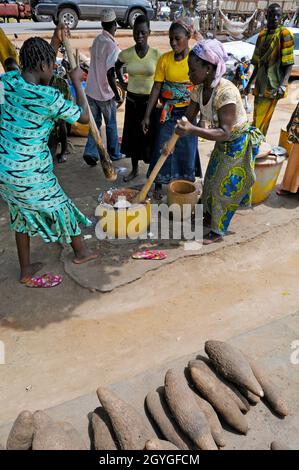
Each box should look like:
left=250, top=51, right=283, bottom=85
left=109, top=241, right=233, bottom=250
left=62, top=33, right=117, bottom=182
left=133, top=116, right=188, bottom=204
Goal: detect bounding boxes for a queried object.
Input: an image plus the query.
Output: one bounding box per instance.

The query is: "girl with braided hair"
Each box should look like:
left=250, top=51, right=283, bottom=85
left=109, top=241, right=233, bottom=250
left=0, top=37, right=99, bottom=288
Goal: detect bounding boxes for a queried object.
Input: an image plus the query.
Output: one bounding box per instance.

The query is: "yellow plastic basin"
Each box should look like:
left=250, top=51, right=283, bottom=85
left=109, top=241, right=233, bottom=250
left=95, top=188, right=151, bottom=239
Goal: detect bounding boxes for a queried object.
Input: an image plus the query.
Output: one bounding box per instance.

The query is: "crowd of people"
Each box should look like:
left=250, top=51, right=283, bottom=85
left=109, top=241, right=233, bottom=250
left=0, top=3, right=298, bottom=287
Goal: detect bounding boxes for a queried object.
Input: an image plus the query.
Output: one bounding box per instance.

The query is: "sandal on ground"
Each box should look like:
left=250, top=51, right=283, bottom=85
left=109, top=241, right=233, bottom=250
left=22, top=272, right=63, bottom=288
left=203, top=232, right=223, bottom=246
left=132, top=249, right=167, bottom=260
left=57, top=153, right=67, bottom=164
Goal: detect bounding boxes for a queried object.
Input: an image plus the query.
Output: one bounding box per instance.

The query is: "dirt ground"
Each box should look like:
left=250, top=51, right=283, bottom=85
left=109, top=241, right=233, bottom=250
left=0, top=31, right=299, bottom=445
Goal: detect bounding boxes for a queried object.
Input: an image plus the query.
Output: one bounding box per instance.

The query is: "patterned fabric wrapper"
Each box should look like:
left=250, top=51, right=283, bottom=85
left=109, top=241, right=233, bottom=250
left=202, top=125, right=264, bottom=236
left=160, top=80, right=193, bottom=123
left=251, top=26, right=294, bottom=98
left=287, top=102, right=299, bottom=144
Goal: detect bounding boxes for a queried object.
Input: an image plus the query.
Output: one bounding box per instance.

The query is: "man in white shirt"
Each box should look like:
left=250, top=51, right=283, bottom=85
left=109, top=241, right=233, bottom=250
left=83, top=8, right=123, bottom=165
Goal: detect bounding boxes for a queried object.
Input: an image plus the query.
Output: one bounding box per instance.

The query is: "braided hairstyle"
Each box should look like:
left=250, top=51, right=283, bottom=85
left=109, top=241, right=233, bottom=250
left=20, top=37, right=56, bottom=72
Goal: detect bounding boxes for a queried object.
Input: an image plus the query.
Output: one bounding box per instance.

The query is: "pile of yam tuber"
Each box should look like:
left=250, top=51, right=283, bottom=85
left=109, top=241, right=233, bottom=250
left=3, top=340, right=291, bottom=450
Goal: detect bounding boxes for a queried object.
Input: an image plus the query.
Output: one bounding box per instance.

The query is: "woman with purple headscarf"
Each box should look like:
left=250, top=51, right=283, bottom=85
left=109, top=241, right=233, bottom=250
left=176, top=39, right=263, bottom=244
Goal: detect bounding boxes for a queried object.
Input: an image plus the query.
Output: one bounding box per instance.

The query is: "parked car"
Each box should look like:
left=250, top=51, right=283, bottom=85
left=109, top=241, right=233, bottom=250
left=0, top=0, right=31, bottom=23
left=30, top=0, right=154, bottom=29
left=223, top=27, right=299, bottom=77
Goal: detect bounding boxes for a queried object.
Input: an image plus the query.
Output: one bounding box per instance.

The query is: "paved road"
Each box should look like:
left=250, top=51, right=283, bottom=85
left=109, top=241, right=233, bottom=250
left=0, top=19, right=170, bottom=34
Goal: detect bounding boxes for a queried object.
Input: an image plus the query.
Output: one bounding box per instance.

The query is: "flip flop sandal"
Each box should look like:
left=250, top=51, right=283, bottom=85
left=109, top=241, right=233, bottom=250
left=132, top=249, right=167, bottom=260
left=23, top=273, right=63, bottom=288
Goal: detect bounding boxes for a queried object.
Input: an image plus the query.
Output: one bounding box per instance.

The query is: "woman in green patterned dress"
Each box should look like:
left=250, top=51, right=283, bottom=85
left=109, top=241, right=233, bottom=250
left=0, top=38, right=99, bottom=287
left=176, top=39, right=263, bottom=244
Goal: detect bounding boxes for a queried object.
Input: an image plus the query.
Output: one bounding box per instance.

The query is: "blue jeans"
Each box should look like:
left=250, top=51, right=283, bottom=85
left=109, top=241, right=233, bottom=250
left=84, top=96, right=121, bottom=160
left=147, top=107, right=200, bottom=184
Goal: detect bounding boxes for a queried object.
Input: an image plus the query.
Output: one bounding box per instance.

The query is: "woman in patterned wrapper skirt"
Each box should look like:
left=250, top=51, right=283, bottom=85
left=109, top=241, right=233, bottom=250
left=176, top=39, right=263, bottom=245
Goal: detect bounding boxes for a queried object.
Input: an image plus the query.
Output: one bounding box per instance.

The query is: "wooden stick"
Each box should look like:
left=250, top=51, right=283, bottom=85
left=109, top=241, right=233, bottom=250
left=133, top=117, right=188, bottom=204
left=62, top=33, right=117, bottom=182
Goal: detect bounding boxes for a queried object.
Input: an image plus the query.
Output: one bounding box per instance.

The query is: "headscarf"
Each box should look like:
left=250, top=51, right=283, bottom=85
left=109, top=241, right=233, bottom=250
left=192, top=39, right=228, bottom=88
left=172, top=17, right=201, bottom=41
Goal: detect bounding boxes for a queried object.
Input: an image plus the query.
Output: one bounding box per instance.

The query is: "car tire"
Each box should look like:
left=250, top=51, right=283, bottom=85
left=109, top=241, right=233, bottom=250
left=117, top=20, right=128, bottom=28
left=128, top=8, right=143, bottom=28
left=32, top=13, right=52, bottom=22
left=58, top=8, right=79, bottom=29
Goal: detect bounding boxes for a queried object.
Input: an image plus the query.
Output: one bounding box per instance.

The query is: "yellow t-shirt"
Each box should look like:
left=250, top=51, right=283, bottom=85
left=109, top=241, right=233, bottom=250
left=118, top=46, right=160, bottom=95
left=154, top=50, right=190, bottom=107
left=0, top=28, right=19, bottom=68
left=154, top=50, right=190, bottom=83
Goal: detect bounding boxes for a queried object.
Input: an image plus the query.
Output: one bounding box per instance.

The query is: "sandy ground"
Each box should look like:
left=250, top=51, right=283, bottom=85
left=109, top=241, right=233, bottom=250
left=0, top=31, right=299, bottom=438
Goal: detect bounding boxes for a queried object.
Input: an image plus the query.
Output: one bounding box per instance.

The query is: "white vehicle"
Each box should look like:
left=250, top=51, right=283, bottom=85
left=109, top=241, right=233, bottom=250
left=223, top=27, right=299, bottom=77
left=158, top=2, right=170, bottom=20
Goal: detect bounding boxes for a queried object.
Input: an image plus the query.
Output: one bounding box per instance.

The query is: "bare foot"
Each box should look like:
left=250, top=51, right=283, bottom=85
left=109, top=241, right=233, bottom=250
left=73, top=250, right=100, bottom=265
left=57, top=153, right=67, bottom=163
left=20, top=262, right=43, bottom=283
left=123, top=170, right=138, bottom=182
left=276, top=188, right=292, bottom=196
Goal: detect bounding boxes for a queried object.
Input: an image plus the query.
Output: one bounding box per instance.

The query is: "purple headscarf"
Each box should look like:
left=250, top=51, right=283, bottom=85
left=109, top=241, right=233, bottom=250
left=192, top=39, right=228, bottom=88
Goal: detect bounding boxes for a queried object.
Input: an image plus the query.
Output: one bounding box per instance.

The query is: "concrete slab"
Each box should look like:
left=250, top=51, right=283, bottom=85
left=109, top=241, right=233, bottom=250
left=1, top=313, right=298, bottom=450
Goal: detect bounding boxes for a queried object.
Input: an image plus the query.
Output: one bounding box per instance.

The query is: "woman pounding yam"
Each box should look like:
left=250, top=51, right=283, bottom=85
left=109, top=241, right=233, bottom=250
left=276, top=102, right=299, bottom=195
left=176, top=39, right=263, bottom=245
left=0, top=38, right=99, bottom=288
left=115, top=15, right=160, bottom=182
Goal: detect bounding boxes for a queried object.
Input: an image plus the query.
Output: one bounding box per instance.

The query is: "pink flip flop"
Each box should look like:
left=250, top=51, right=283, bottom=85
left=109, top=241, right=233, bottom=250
left=22, top=273, right=63, bottom=288
left=132, top=249, right=167, bottom=260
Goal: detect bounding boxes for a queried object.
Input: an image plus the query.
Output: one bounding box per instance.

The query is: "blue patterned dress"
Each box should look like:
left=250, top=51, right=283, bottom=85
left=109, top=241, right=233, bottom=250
left=191, top=78, right=264, bottom=236
left=202, top=126, right=262, bottom=235
left=0, top=71, right=91, bottom=243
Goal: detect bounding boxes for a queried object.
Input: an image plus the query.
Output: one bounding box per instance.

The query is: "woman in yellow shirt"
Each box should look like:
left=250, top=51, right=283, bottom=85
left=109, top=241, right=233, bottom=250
left=115, top=15, right=160, bottom=182
left=141, top=18, right=200, bottom=194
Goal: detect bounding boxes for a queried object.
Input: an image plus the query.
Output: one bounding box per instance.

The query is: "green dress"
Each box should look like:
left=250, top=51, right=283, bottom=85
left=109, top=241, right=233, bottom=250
left=191, top=78, right=264, bottom=236
left=0, top=71, right=91, bottom=243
